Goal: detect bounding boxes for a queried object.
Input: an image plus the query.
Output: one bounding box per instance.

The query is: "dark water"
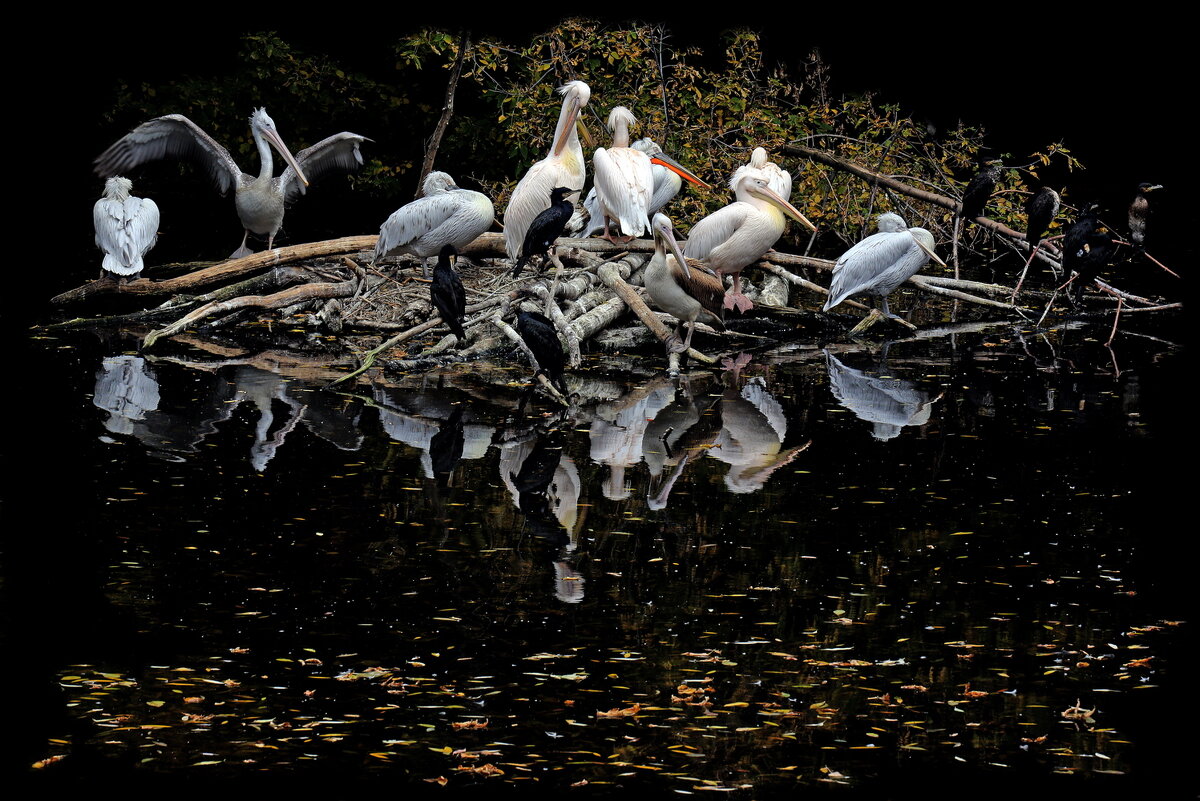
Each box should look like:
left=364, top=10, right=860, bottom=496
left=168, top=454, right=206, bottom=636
left=11, top=318, right=1187, bottom=798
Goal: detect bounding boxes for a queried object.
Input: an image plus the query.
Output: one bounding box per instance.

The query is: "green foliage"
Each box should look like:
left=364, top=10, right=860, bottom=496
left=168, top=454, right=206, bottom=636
left=397, top=20, right=1085, bottom=255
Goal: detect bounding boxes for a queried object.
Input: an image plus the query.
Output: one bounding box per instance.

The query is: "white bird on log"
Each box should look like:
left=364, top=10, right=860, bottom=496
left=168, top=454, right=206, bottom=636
left=93, top=176, right=159, bottom=282
left=592, top=107, right=654, bottom=242
left=731, top=146, right=792, bottom=201
left=683, top=168, right=816, bottom=312
left=504, top=81, right=591, bottom=261
left=644, top=213, right=726, bottom=354
left=94, top=108, right=369, bottom=258
left=374, top=171, right=494, bottom=276
left=577, top=137, right=707, bottom=236
left=823, top=213, right=946, bottom=334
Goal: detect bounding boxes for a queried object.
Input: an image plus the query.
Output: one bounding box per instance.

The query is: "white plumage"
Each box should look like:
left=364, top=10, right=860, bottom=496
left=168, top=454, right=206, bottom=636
left=95, top=108, right=369, bottom=258
left=592, top=107, right=654, bottom=240
left=374, top=171, right=494, bottom=270
left=824, top=215, right=942, bottom=321
left=94, top=177, right=159, bottom=280
left=503, top=81, right=591, bottom=260
left=684, top=168, right=816, bottom=311
left=731, top=147, right=792, bottom=201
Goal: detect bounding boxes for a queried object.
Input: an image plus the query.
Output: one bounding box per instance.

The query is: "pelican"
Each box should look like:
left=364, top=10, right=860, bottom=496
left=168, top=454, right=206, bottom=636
left=578, top=137, right=707, bottom=236
left=374, top=171, right=494, bottom=276
left=683, top=168, right=816, bottom=312
left=592, top=108, right=654, bottom=241
left=94, top=107, right=369, bottom=258
left=644, top=213, right=726, bottom=354
left=504, top=81, right=591, bottom=261
left=93, top=176, right=159, bottom=282
left=731, top=146, right=792, bottom=200
left=823, top=214, right=946, bottom=334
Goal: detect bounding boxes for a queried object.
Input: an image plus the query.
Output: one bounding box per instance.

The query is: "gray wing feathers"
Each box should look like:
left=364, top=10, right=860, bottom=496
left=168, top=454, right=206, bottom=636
left=94, top=115, right=245, bottom=195
left=95, top=197, right=160, bottom=275
left=281, top=133, right=370, bottom=204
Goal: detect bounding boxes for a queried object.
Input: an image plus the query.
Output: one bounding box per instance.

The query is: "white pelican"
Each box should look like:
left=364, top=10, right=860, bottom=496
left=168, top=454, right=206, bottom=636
left=823, top=214, right=946, bottom=333
left=374, top=171, right=494, bottom=275
left=644, top=213, right=726, bottom=354
left=577, top=137, right=707, bottom=237
left=731, top=146, right=792, bottom=200
left=504, top=81, right=591, bottom=261
left=683, top=168, right=816, bottom=312
left=592, top=106, right=653, bottom=241
left=94, top=108, right=370, bottom=258
left=94, top=176, right=159, bottom=282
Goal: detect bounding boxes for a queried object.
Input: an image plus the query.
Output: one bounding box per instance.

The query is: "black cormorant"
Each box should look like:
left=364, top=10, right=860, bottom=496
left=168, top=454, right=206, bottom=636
left=431, top=244, right=466, bottom=341
left=511, top=187, right=574, bottom=278
left=959, top=161, right=1003, bottom=221
left=1024, top=186, right=1060, bottom=252
left=1128, top=183, right=1162, bottom=252
left=516, top=310, right=566, bottom=392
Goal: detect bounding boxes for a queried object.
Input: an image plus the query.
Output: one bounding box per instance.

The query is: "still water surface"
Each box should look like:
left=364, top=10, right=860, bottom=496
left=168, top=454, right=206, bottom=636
left=19, top=321, right=1186, bottom=797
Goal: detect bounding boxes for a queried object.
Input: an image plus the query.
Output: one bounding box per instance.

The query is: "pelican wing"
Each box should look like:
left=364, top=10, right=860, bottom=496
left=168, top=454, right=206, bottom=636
left=281, top=132, right=370, bottom=203
left=683, top=202, right=752, bottom=261
left=375, top=191, right=494, bottom=261
left=824, top=231, right=921, bottom=310
left=671, top=257, right=726, bottom=326
left=94, top=115, right=248, bottom=194
left=593, top=147, right=654, bottom=237
left=94, top=197, right=160, bottom=275
left=648, top=164, right=683, bottom=216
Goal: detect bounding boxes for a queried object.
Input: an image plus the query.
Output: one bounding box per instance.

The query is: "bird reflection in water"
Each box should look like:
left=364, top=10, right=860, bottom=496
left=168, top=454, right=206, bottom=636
left=713, top=374, right=809, bottom=493
left=824, top=349, right=941, bottom=441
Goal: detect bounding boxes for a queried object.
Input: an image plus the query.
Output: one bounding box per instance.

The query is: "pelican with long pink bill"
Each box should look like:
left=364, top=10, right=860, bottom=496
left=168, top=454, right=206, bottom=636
left=95, top=108, right=370, bottom=258
left=683, top=168, right=816, bottom=312
left=504, top=81, right=591, bottom=262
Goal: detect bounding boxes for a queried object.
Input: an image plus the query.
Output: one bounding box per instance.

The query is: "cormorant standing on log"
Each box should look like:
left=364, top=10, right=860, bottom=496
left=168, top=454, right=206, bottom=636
left=959, top=161, right=1003, bottom=221
left=512, top=187, right=573, bottom=278
left=1128, top=182, right=1162, bottom=252
left=1025, top=186, right=1060, bottom=253
left=516, top=310, right=566, bottom=392
left=431, top=245, right=466, bottom=341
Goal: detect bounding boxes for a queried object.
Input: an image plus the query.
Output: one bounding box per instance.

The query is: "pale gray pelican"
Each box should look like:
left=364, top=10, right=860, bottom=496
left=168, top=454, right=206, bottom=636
left=94, top=108, right=369, bottom=258
left=644, top=213, right=726, bottom=354
left=592, top=106, right=653, bottom=241
left=374, top=171, right=494, bottom=276
left=503, top=81, right=591, bottom=261
left=577, top=137, right=707, bottom=236
left=683, top=168, right=816, bottom=312
left=731, top=146, right=792, bottom=200
left=823, top=214, right=946, bottom=333
left=94, top=177, right=159, bottom=282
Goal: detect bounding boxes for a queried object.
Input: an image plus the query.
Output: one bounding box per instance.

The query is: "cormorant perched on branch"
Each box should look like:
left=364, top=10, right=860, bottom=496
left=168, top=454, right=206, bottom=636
left=1062, top=204, right=1112, bottom=303
left=431, top=245, right=466, bottom=341
left=511, top=187, right=574, bottom=278
left=516, top=310, right=566, bottom=392
left=1024, top=186, right=1060, bottom=252
left=1128, top=183, right=1163, bottom=252
left=959, top=161, right=1003, bottom=221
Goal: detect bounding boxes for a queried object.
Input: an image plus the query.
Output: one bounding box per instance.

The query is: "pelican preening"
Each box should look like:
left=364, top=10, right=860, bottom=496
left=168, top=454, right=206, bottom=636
left=732, top=147, right=792, bottom=201
left=684, top=168, right=816, bottom=312
left=644, top=213, right=726, bottom=354
left=823, top=212, right=946, bottom=333
left=94, top=176, right=160, bottom=282
left=374, top=171, right=495, bottom=275
left=504, top=81, right=591, bottom=261
left=431, top=245, right=466, bottom=342
left=511, top=187, right=574, bottom=278
left=592, top=106, right=654, bottom=241
left=94, top=108, right=370, bottom=258
left=578, top=136, right=707, bottom=237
